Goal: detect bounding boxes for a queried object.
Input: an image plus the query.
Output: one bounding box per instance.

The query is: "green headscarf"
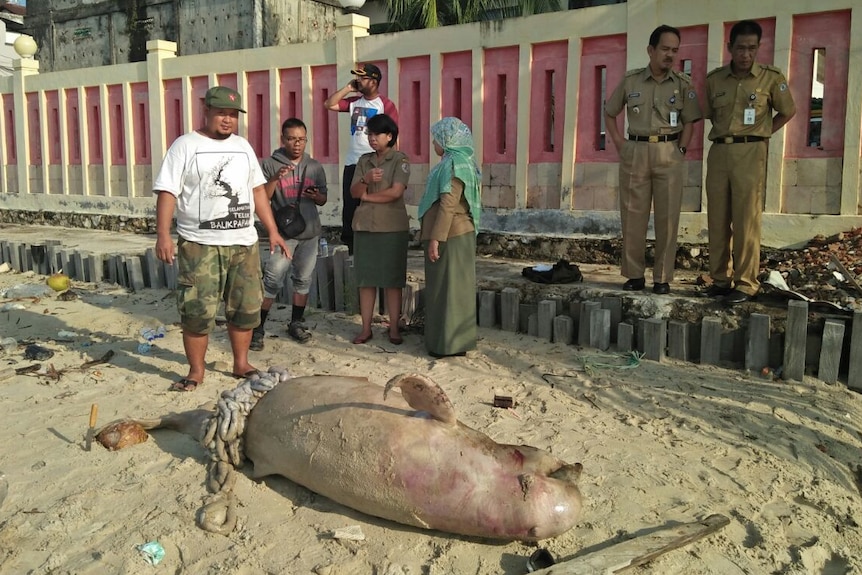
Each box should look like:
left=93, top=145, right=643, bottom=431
left=419, top=117, right=481, bottom=232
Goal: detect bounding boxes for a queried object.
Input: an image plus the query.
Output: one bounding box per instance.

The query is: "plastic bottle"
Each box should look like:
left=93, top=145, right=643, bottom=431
left=138, top=326, right=166, bottom=354
left=319, top=237, right=328, bottom=257
left=0, top=337, right=16, bottom=354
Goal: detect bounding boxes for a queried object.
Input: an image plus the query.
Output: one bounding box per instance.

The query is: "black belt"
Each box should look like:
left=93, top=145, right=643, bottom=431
left=628, top=134, right=680, bottom=143
left=713, top=136, right=766, bottom=144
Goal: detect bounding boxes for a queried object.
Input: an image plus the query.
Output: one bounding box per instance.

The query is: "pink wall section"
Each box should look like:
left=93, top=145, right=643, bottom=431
left=85, top=86, right=102, bottom=164
left=45, top=90, right=61, bottom=165
left=108, top=85, right=125, bottom=164
left=164, top=78, right=183, bottom=147
left=311, top=65, right=338, bottom=163
left=279, top=68, right=303, bottom=126
left=786, top=10, right=850, bottom=159
left=246, top=70, right=270, bottom=158
left=64, top=89, right=80, bottom=164
left=529, top=41, right=567, bottom=163
left=441, top=51, right=472, bottom=127
left=398, top=56, right=430, bottom=163
left=191, top=76, right=209, bottom=127
left=483, top=46, right=519, bottom=164
left=3, top=94, right=15, bottom=163
left=26, top=92, right=41, bottom=164
left=677, top=25, right=707, bottom=160
left=131, top=82, right=150, bottom=164
left=577, top=34, right=626, bottom=163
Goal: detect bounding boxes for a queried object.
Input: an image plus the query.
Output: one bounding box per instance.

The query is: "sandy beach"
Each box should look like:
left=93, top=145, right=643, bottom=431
left=0, top=242, right=860, bottom=574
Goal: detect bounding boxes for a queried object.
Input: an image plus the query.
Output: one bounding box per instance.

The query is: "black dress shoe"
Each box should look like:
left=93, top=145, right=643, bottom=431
left=653, top=282, right=670, bottom=294
left=699, top=284, right=733, bottom=298
left=725, top=289, right=753, bottom=304
left=623, top=278, right=645, bottom=291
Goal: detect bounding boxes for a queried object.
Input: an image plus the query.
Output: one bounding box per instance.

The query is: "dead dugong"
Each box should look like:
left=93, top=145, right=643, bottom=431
left=124, top=372, right=583, bottom=541
left=243, top=373, right=583, bottom=541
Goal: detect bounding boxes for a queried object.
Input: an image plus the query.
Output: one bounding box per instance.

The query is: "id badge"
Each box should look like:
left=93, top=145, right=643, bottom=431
left=744, top=107, right=756, bottom=125
left=669, top=111, right=678, bottom=127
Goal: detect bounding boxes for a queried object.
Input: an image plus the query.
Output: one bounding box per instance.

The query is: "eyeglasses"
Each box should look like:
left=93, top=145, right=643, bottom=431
left=284, top=137, right=308, bottom=143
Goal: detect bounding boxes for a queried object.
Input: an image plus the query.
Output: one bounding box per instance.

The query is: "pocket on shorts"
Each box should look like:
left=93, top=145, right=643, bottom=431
left=176, top=239, right=199, bottom=288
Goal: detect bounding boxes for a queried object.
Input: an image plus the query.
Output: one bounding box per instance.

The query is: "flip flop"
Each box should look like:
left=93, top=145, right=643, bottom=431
left=169, top=377, right=199, bottom=392
left=388, top=334, right=403, bottom=345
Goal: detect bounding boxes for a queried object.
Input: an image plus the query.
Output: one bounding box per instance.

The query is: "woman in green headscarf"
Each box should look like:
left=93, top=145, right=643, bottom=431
left=419, top=117, right=482, bottom=358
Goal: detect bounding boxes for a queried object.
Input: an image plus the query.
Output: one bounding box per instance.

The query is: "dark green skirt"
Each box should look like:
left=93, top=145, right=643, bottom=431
left=354, top=231, right=409, bottom=288
left=423, top=232, right=477, bottom=355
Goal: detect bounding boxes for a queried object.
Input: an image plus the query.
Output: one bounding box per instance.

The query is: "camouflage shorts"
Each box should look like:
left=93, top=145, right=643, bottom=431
left=176, top=239, right=263, bottom=334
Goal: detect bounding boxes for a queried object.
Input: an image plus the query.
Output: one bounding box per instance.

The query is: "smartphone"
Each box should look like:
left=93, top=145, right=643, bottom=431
left=350, top=79, right=360, bottom=90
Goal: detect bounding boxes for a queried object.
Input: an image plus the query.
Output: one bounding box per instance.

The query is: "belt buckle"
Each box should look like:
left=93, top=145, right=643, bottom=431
left=648, top=135, right=659, bottom=143
left=722, top=136, right=734, bottom=144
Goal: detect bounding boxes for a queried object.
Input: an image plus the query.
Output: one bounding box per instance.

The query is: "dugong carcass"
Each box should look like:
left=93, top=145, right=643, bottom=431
left=128, top=372, right=584, bottom=541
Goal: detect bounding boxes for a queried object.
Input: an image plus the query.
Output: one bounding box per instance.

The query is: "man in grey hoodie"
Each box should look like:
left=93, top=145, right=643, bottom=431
left=252, top=118, right=327, bottom=350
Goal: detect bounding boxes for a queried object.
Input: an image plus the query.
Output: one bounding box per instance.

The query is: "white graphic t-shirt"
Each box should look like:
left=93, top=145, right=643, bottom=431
left=339, top=94, right=399, bottom=165
left=154, top=132, right=266, bottom=246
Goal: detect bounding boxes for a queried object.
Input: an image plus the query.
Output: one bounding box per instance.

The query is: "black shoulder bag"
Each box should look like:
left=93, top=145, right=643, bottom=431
left=274, top=165, right=307, bottom=239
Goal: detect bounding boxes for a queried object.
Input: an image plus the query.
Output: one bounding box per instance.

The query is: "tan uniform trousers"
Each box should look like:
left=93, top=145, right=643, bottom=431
left=705, top=141, right=768, bottom=295
left=619, top=140, right=684, bottom=283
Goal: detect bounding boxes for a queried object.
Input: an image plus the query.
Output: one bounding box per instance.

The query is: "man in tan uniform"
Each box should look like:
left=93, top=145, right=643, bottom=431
left=703, top=19, right=796, bottom=304
left=605, top=25, right=702, bottom=294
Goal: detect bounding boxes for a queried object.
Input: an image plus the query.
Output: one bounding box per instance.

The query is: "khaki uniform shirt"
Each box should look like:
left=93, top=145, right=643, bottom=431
left=351, top=148, right=410, bottom=233
left=605, top=68, right=701, bottom=136
left=704, top=63, right=796, bottom=140
left=419, top=178, right=474, bottom=241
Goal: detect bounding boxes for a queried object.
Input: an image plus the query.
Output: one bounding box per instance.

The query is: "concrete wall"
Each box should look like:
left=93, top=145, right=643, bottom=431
left=3, top=0, right=862, bottom=248
left=25, top=0, right=341, bottom=72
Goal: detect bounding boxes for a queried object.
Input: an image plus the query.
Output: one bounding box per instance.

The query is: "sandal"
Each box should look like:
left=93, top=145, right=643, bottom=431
left=388, top=333, right=403, bottom=345
left=169, top=377, right=200, bottom=392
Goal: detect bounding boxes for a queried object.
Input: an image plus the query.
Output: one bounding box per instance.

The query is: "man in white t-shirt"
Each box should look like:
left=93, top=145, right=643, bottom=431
left=324, top=63, right=399, bottom=254
left=153, top=86, right=288, bottom=392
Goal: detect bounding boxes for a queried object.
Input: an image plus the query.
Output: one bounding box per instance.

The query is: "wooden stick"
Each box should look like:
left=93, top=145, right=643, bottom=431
left=531, top=514, right=730, bottom=574
left=88, top=404, right=99, bottom=429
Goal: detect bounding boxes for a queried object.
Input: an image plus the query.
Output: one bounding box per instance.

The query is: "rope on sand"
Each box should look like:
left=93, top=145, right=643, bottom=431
left=195, top=366, right=291, bottom=535
left=579, top=351, right=644, bottom=375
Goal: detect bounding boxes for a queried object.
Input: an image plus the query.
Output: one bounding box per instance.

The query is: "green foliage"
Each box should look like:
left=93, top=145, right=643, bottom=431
left=380, top=0, right=564, bottom=31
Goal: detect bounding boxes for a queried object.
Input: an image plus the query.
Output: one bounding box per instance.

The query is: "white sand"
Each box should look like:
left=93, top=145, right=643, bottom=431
left=0, top=265, right=860, bottom=575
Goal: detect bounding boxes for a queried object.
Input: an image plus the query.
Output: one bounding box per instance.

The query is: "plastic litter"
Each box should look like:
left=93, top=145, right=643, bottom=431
left=138, top=326, right=166, bottom=354
left=1, top=283, right=52, bottom=298
left=0, top=471, right=7, bottom=510
left=136, top=541, right=165, bottom=566
left=526, top=548, right=555, bottom=572
left=0, top=337, right=16, bottom=354
left=330, top=525, right=365, bottom=541
left=57, top=330, right=79, bottom=338
left=24, top=344, right=54, bottom=361
left=0, top=303, right=27, bottom=311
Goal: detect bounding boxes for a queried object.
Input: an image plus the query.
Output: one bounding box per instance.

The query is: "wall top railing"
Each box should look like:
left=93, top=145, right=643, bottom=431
left=1, top=0, right=860, bottom=249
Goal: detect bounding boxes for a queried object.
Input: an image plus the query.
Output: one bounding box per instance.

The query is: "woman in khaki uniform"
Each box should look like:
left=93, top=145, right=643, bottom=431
left=419, top=117, right=481, bottom=358
left=349, top=114, right=410, bottom=345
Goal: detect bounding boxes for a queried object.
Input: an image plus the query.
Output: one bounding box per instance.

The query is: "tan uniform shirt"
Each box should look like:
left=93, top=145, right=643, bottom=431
left=351, top=149, right=410, bottom=233
left=605, top=67, right=701, bottom=136
left=704, top=63, right=796, bottom=140
left=419, top=178, right=474, bottom=241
